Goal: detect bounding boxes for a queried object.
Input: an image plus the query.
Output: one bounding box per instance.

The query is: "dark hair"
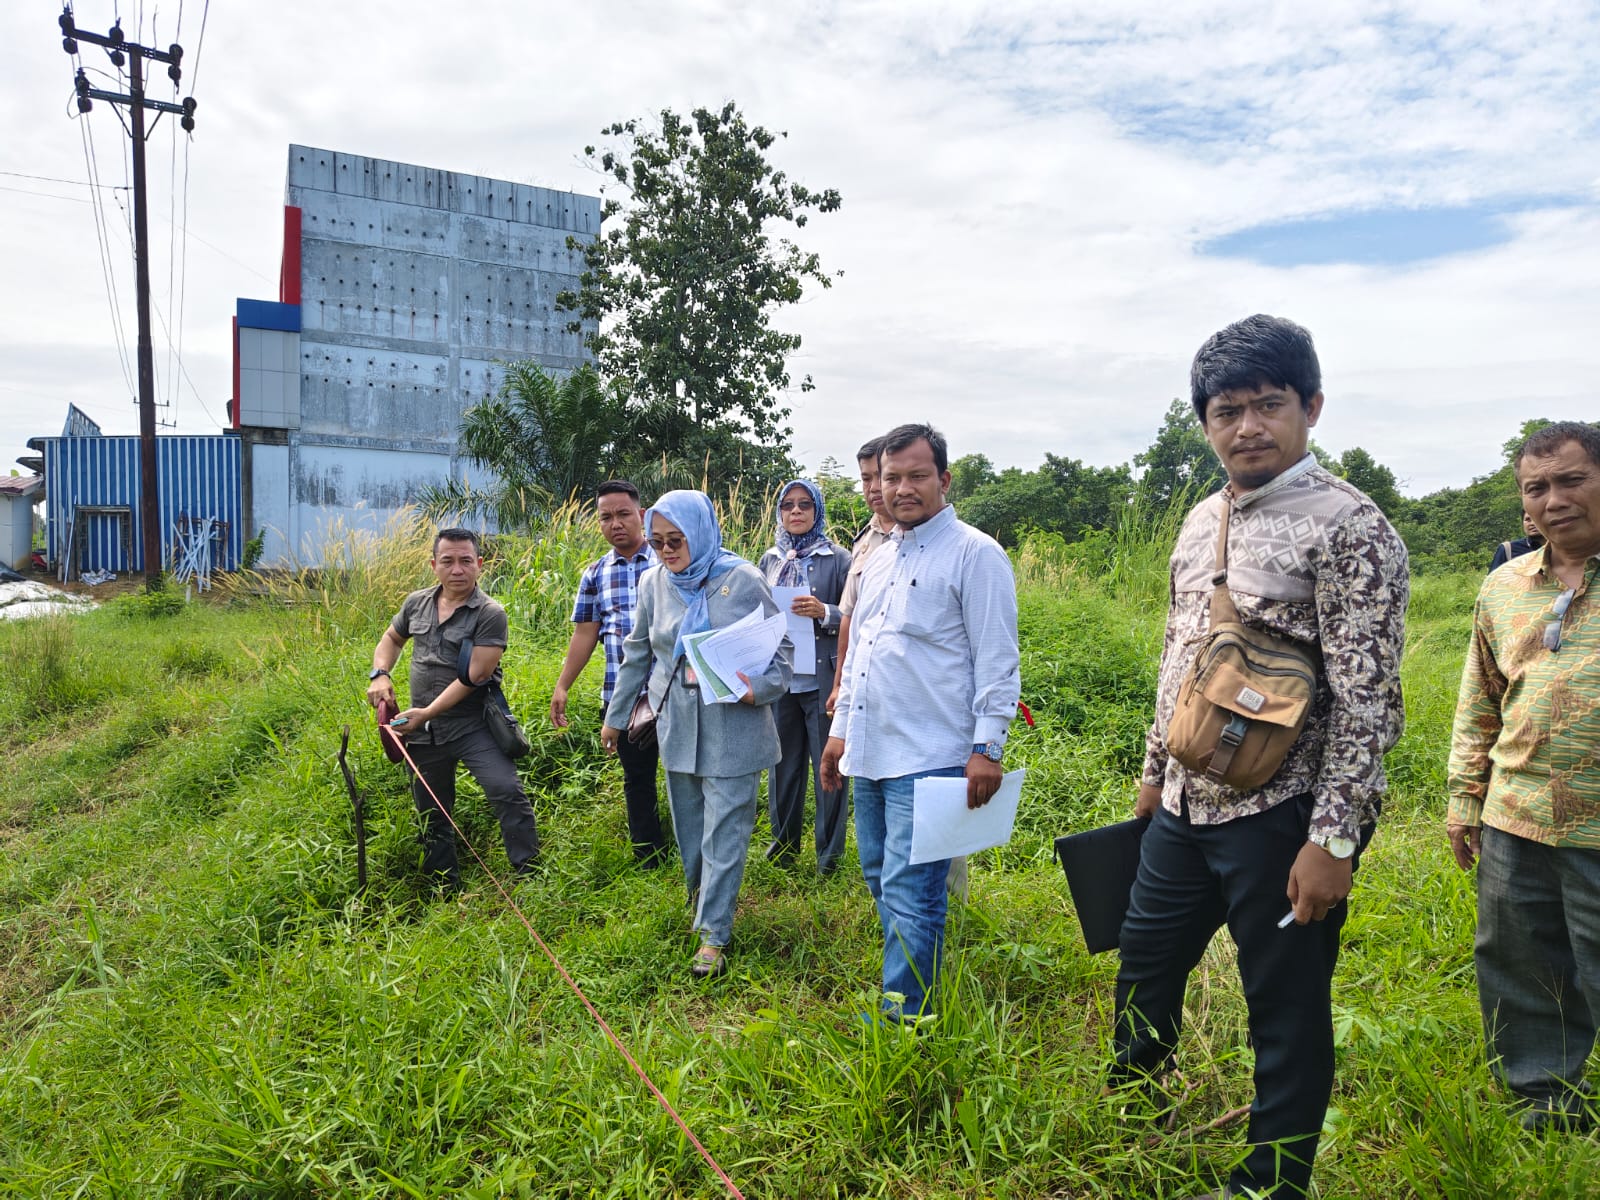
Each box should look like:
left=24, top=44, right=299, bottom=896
left=1514, top=421, right=1600, bottom=473
left=856, top=436, right=885, bottom=464
left=1190, top=314, right=1322, bottom=421
left=879, top=422, right=949, bottom=474
left=596, top=479, right=641, bottom=503
left=434, top=527, right=481, bottom=556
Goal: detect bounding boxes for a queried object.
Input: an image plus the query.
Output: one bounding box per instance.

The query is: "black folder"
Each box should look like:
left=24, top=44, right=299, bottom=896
left=1054, top=816, right=1151, bottom=954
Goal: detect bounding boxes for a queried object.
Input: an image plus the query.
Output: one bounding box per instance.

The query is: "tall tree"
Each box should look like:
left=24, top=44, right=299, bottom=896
left=1333, top=447, right=1404, bottom=519
left=947, top=454, right=996, bottom=505
left=1133, top=398, right=1226, bottom=510
left=556, top=103, right=841, bottom=494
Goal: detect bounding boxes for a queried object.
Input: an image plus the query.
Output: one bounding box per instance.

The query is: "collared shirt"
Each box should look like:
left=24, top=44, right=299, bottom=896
left=839, top=516, right=895, bottom=617
left=830, top=503, right=1021, bottom=780
left=390, top=584, right=507, bottom=743
left=1448, top=547, right=1600, bottom=847
left=571, top=542, right=659, bottom=706
left=1141, top=456, right=1410, bottom=842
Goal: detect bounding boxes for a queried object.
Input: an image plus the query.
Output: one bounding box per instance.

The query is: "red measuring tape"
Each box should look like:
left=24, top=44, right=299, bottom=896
left=381, top=722, right=746, bottom=1199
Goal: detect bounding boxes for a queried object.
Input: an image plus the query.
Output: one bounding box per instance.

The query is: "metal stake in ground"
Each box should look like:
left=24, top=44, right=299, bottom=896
left=336, top=726, right=368, bottom=898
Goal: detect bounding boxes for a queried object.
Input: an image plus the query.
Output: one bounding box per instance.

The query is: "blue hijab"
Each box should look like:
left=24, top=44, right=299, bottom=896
left=773, top=479, right=827, bottom=588
left=647, top=489, right=746, bottom=663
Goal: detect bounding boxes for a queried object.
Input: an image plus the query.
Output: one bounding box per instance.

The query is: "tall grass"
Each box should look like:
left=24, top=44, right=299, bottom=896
left=1, top=506, right=1596, bottom=1198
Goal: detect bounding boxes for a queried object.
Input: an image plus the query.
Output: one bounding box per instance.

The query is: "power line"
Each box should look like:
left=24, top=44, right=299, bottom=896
left=77, top=104, right=138, bottom=397
left=165, top=87, right=178, bottom=414
left=148, top=296, right=223, bottom=428
left=0, top=182, right=92, bottom=203
left=187, top=1, right=210, bottom=92
left=0, top=168, right=126, bottom=190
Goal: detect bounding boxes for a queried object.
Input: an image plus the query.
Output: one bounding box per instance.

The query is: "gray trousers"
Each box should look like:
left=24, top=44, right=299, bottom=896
left=408, top=724, right=540, bottom=887
left=666, top=770, right=760, bottom=947
left=770, top=688, right=850, bottom=873
left=1477, top=826, right=1600, bottom=1109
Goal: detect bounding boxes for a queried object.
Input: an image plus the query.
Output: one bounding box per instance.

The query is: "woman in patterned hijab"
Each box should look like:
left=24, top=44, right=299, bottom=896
left=758, top=480, right=854, bottom=876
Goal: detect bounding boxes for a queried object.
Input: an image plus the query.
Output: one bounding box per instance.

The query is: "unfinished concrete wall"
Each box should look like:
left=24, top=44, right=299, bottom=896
left=250, top=145, right=598, bottom=563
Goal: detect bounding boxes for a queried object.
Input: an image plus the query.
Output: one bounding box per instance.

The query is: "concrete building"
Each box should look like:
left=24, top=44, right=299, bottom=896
left=0, top=474, right=43, bottom=571
left=235, top=145, right=600, bottom=564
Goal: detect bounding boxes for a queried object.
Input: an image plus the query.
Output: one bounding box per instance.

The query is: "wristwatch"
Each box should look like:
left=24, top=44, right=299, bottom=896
left=369, top=668, right=390, bottom=680
left=1310, top=832, right=1357, bottom=860
left=973, top=741, right=1004, bottom=763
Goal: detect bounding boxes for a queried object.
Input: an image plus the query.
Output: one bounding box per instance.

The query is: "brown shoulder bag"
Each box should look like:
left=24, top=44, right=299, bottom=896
left=1165, top=493, right=1320, bottom=791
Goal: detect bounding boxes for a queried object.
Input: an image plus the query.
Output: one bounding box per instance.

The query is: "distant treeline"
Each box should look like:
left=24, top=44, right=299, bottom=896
left=833, top=404, right=1581, bottom=574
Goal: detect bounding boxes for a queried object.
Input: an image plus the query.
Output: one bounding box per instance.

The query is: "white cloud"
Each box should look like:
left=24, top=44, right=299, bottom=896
left=2, top=0, right=1595, bottom=498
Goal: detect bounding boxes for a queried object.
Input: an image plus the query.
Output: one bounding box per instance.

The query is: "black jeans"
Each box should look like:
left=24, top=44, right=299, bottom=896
left=408, top=724, right=540, bottom=887
left=615, top=718, right=669, bottom=866
left=1111, top=793, right=1370, bottom=1198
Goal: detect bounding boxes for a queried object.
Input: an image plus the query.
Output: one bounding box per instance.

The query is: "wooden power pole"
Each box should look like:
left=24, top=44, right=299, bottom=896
left=60, top=6, right=196, bottom=589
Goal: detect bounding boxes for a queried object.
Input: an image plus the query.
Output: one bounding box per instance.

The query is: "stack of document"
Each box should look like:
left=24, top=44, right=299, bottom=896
left=908, top=770, right=1026, bottom=864
left=771, top=586, right=817, bottom=675
left=682, top=606, right=789, bottom=704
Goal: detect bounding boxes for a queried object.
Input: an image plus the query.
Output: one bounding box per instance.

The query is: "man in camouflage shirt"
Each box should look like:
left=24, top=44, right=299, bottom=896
left=1109, top=316, right=1409, bottom=1199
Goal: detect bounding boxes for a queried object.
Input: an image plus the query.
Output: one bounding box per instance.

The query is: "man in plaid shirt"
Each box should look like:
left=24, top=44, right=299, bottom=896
left=551, top=480, right=669, bottom=866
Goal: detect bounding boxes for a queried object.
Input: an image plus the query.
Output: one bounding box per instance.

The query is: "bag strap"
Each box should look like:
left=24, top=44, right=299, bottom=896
left=1208, top=492, right=1242, bottom=627
left=456, top=638, right=508, bottom=709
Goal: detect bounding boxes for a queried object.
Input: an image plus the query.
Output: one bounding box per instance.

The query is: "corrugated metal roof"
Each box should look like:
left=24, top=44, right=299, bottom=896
left=0, top=475, right=44, bottom=498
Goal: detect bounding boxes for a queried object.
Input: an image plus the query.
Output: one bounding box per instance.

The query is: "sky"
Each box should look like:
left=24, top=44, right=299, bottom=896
left=2, top=0, right=1597, bottom=497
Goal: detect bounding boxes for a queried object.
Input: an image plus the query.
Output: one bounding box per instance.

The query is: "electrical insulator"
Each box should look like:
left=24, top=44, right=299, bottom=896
left=167, top=62, right=181, bottom=83
left=110, top=49, right=125, bottom=67
left=109, top=21, right=124, bottom=45
left=62, top=36, right=78, bottom=54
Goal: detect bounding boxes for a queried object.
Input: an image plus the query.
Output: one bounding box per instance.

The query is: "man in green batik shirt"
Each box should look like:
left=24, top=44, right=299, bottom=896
left=1448, top=420, right=1600, bottom=1134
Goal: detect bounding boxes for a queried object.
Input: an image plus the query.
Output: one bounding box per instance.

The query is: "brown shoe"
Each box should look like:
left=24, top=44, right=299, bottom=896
left=690, top=945, right=727, bottom=979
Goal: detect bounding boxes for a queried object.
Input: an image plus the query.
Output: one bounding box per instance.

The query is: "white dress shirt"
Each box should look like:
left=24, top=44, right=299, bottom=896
left=829, top=503, right=1020, bottom=780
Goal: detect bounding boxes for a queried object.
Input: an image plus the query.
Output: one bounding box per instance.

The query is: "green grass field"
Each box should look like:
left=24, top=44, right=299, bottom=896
left=0, top=513, right=1594, bottom=1198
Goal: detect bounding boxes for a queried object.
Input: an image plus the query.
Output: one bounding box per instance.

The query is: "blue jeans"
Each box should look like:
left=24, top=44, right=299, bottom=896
left=665, top=770, right=760, bottom=948
left=1476, top=827, right=1600, bottom=1110
left=854, top=766, right=964, bottom=1018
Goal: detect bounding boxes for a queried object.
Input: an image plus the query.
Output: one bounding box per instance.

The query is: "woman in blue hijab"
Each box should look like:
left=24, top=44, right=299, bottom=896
left=757, top=480, right=853, bottom=875
left=602, top=490, right=792, bottom=978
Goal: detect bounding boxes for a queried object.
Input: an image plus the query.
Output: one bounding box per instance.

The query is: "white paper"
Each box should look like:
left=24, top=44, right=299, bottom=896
left=908, top=769, right=1026, bottom=864
left=681, top=629, right=741, bottom=703
left=772, top=585, right=817, bottom=675
left=685, top=606, right=788, bottom=705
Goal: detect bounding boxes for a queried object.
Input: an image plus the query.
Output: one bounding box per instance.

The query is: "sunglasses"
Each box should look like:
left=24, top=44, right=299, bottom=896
left=779, top=500, right=815, bottom=512
left=648, top=534, right=687, bottom=553
left=1543, top=587, right=1576, bottom=652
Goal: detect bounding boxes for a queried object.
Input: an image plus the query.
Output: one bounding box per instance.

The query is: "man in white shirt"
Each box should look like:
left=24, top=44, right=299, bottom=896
left=822, top=422, right=1020, bottom=1021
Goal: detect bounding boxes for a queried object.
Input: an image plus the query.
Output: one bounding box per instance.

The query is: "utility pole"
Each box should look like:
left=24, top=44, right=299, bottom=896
left=60, top=7, right=196, bottom=590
